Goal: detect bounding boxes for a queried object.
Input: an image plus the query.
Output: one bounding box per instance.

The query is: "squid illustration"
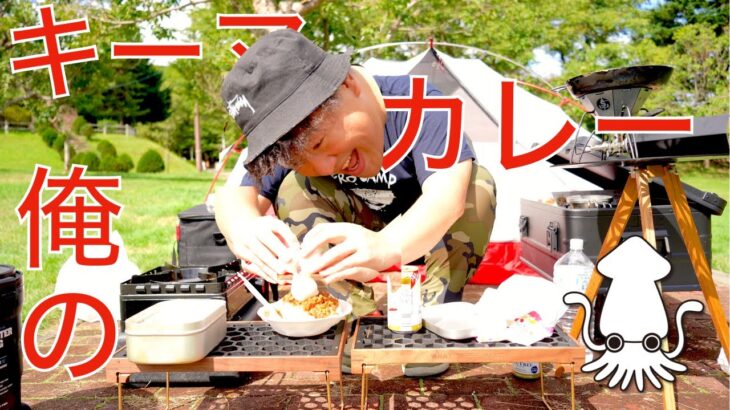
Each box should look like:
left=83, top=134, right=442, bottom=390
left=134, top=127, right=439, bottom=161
left=564, top=236, right=704, bottom=391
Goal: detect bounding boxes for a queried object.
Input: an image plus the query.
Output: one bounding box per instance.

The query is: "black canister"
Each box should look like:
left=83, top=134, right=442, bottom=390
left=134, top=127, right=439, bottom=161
left=0, top=265, right=23, bottom=409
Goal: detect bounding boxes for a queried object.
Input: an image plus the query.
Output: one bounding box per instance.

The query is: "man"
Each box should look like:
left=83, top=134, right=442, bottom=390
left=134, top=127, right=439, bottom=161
left=216, top=29, right=496, bottom=344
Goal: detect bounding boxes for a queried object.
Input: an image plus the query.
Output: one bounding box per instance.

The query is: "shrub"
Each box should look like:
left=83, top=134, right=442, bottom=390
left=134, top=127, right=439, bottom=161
left=80, top=123, right=94, bottom=139
left=40, top=127, right=58, bottom=147
left=117, top=153, right=134, bottom=172
left=52, top=133, right=66, bottom=154
left=70, top=151, right=100, bottom=171
left=100, top=153, right=134, bottom=173
left=99, top=155, right=117, bottom=172
left=71, top=117, right=88, bottom=134
left=3, top=105, right=32, bottom=123
left=137, top=149, right=165, bottom=173
left=97, top=140, right=117, bottom=158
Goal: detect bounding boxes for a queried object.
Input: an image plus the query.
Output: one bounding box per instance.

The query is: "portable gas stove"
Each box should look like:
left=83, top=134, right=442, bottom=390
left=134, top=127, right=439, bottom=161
left=557, top=65, right=729, bottom=168
left=119, top=260, right=268, bottom=329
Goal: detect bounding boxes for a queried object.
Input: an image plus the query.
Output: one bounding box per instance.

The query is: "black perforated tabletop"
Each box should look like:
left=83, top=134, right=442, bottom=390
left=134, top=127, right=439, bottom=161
left=106, top=321, right=348, bottom=383
left=350, top=318, right=585, bottom=370
left=355, top=318, right=576, bottom=349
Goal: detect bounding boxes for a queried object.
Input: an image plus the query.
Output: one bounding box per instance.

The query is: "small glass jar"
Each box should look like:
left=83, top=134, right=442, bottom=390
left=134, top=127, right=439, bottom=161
left=386, top=265, right=423, bottom=333
left=512, top=362, right=541, bottom=380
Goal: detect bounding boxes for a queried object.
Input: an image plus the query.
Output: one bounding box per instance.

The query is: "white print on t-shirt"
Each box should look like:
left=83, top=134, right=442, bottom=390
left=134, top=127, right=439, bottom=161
left=333, top=170, right=398, bottom=188
left=350, top=188, right=396, bottom=211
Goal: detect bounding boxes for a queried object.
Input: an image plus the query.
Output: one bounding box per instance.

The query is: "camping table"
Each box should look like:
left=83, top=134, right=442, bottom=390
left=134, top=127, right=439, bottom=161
left=105, top=321, right=348, bottom=410
left=350, top=318, right=585, bottom=410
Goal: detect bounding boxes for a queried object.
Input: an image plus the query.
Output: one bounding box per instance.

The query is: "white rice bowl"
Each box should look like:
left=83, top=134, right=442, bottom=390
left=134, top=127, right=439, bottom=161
left=258, top=298, right=352, bottom=337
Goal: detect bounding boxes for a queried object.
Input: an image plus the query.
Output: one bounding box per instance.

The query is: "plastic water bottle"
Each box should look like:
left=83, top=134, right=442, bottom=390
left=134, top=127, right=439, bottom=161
left=553, top=238, right=594, bottom=333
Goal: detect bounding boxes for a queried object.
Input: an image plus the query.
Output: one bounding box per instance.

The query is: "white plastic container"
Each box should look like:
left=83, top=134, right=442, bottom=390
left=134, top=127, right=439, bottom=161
left=125, top=299, right=226, bottom=364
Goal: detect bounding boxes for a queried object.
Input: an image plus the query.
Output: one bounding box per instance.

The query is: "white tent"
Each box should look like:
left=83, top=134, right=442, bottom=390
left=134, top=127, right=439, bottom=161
left=362, top=49, right=599, bottom=241
left=227, top=48, right=599, bottom=242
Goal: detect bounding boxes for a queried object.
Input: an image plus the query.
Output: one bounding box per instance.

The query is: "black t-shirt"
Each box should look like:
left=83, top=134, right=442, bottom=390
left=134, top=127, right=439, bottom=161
left=242, top=75, right=476, bottom=223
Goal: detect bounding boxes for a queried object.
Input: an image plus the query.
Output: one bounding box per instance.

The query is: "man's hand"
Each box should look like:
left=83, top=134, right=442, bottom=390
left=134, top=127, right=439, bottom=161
left=298, top=223, right=400, bottom=284
left=229, top=215, right=300, bottom=283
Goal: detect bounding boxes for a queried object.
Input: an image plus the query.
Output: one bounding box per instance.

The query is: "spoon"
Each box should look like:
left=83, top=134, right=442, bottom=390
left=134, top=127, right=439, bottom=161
left=236, top=271, right=284, bottom=319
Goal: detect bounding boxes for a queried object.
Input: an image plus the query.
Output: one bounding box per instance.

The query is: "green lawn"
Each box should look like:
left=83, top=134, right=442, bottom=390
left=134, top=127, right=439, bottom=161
left=0, top=132, right=213, bottom=320
left=680, top=167, right=729, bottom=273
left=84, top=133, right=198, bottom=175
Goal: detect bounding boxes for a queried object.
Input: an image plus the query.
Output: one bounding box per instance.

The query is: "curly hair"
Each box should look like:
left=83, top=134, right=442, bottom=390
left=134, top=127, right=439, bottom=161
left=244, top=88, right=343, bottom=182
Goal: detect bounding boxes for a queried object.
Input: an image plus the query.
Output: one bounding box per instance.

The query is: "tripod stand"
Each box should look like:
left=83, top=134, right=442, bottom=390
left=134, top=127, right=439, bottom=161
left=567, top=163, right=729, bottom=409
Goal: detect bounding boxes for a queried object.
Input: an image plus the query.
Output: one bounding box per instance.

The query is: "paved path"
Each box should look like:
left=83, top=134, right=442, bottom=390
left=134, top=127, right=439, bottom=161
left=22, top=273, right=730, bottom=409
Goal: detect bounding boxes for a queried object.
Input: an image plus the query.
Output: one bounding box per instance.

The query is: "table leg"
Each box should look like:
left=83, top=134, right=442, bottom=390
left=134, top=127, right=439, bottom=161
left=542, top=363, right=576, bottom=410
left=324, top=371, right=333, bottom=410
left=360, top=364, right=370, bottom=410
left=570, top=363, right=575, bottom=410
left=663, top=168, right=730, bottom=363
left=339, top=377, right=345, bottom=410
left=117, top=375, right=123, bottom=410
left=165, top=371, right=170, bottom=409
left=539, top=364, right=551, bottom=410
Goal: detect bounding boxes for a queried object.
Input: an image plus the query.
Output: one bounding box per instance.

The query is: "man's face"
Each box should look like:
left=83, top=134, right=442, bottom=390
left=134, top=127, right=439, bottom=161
left=294, top=74, right=385, bottom=178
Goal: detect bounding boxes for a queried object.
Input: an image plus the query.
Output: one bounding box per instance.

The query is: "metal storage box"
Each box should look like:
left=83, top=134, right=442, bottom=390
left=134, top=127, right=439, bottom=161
left=519, top=189, right=713, bottom=291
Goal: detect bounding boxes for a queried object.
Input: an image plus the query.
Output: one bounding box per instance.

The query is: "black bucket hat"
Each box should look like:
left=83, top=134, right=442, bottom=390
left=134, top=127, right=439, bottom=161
left=221, top=29, right=351, bottom=165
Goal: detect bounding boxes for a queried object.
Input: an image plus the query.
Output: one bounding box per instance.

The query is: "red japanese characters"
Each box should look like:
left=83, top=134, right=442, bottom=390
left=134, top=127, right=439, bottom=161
left=383, top=76, right=464, bottom=172
left=16, top=165, right=122, bottom=270
left=23, top=293, right=116, bottom=380
left=9, top=4, right=98, bottom=99
left=217, top=13, right=306, bottom=57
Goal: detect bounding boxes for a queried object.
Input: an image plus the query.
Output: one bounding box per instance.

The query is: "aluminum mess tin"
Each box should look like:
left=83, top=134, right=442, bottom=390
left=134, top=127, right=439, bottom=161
left=124, top=299, right=227, bottom=364
left=422, top=302, right=479, bottom=340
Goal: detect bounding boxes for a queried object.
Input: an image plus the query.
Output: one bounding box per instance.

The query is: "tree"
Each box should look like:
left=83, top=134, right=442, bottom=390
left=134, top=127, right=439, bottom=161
left=647, top=24, right=729, bottom=117
left=1, top=0, right=177, bottom=126
left=1, top=0, right=57, bottom=124
left=649, top=0, right=728, bottom=46
left=72, top=59, right=171, bottom=124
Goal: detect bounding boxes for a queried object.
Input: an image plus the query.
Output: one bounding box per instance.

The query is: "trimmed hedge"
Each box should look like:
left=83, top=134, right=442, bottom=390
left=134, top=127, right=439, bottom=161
left=136, top=149, right=165, bottom=173
left=40, top=127, right=58, bottom=147
left=99, top=154, right=134, bottom=173
left=117, top=153, right=134, bottom=172
left=97, top=140, right=117, bottom=158
left=71, top=151, right=100, bottom=171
